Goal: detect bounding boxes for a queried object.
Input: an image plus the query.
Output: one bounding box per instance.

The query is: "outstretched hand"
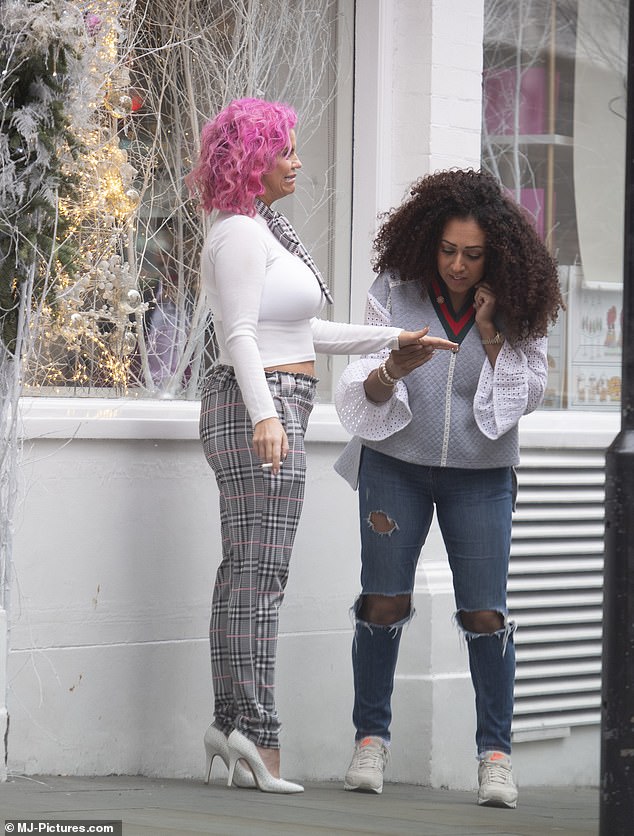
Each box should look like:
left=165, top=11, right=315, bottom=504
left=392, top=327, right=459, bottom=377
left=398, top=326, right=459, bottom=352
left=364, top=327, right=458, bottom=404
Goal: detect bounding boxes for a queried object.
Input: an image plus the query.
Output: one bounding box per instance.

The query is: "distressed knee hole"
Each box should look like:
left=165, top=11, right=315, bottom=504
left=458, top=609, right=504, bottom=634
left=454, top=610, right=517, bottom=655
left=367, top=510, right=398, bottom=535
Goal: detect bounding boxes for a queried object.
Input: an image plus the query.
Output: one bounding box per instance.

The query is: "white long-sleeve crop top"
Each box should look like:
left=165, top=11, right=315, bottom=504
left=200, top=211, right=403, bottom=424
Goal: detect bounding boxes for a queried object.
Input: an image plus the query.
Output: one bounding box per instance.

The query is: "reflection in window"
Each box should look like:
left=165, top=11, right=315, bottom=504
left=482, top=0, right=627, bottom=410
left=22, top=0, right=344, bottom=399
left=123, top=0, right=343, bottom=400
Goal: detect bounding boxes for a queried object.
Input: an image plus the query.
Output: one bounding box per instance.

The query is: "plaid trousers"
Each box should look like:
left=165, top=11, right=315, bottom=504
left=199, top=365, right=317, bottom=748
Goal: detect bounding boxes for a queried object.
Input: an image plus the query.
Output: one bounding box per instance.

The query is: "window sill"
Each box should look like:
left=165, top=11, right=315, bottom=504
left=18, top=397, right=351, bottom=442
left=18, top=397, right=620, bottom=447
left=519, top=409, right=619, bottom=449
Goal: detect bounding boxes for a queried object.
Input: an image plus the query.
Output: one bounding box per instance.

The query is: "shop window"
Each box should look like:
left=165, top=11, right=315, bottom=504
left=21, top=0, right=351, bottom=401
left=482, top=0, right=628, bottom=410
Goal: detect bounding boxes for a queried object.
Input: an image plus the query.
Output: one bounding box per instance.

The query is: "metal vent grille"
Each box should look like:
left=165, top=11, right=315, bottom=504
left=510, top=448, right=605, bottom=739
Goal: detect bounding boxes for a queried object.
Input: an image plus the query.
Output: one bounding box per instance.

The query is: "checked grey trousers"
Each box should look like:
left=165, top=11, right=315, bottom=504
left=200, top=365, right=317, bottom=748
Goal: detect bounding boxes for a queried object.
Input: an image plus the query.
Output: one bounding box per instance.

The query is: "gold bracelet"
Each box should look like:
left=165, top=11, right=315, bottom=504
left=481, top=331, right=505, bottom=346
left=376, top=363, right=396, bottom=389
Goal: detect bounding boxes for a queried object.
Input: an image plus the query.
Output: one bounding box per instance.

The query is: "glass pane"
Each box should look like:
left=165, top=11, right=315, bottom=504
left=20, top=0, right=350, bottom=400
left=482, top=0, right=628, bottom=410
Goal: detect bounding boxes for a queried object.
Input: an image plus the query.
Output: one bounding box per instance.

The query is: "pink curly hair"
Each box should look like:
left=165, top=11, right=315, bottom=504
left=186, top=97, right=297, bottom=216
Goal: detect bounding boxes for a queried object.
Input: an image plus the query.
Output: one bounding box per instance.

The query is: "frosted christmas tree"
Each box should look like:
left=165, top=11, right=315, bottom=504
left=1, top=0, right=145, bottom=396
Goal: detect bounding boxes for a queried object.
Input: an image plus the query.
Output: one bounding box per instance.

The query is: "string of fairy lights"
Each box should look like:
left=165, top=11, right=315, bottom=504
left=25, top=0, right=146, bottom=394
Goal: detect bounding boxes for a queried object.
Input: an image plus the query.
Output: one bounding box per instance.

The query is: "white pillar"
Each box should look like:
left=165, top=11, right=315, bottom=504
left=350, top=0, right=395, bottom=322
left=351, top=0, right=486, bottom=789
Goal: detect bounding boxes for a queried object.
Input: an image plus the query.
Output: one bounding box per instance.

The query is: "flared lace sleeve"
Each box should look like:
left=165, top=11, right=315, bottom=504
left=474, top=335, right=548, bottom=439
left=334, top=290, right=412, bottom=440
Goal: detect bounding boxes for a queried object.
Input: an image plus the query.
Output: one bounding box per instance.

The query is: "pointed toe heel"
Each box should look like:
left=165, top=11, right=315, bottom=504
left=203, top=724, right=256, bottom=789
left=204, top=724, right=226, bottom=784
left=227, top=729, right=303, bottom=794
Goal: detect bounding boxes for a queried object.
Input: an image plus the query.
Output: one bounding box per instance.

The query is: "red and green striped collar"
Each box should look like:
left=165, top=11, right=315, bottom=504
left=430, top=277, right=475, bottom=343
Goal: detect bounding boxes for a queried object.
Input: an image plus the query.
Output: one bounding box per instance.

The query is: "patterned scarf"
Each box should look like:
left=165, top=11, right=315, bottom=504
left=255, top=198, right=334, bottom=304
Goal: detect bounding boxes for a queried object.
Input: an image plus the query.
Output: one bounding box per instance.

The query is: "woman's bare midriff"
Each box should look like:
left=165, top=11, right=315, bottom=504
left=264, top=361, right=315, bottom=376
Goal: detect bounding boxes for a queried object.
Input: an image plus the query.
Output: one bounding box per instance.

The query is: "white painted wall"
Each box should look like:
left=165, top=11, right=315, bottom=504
left=6, top=401, right=608, bottom=789
left=5, top=403, right=382, bottom=782
left=0, top=607, right=7, bottom=781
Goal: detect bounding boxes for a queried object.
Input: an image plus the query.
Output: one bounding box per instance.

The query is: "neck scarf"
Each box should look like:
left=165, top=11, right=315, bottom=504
left=255, top=198, right=334, bottom=304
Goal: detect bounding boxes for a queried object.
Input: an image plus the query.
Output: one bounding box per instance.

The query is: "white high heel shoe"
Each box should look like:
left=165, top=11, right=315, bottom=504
left=226, top=729, right=304, bottom=793
left=204, top=724, right=256, bottom=788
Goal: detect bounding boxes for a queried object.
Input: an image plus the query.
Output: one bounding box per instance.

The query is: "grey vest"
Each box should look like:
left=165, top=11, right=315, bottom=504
left=362, top=274, right=519, bottom=469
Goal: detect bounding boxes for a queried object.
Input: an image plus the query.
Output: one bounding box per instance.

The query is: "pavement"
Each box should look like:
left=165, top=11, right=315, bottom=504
left=0, top=773, right=599, bottom=836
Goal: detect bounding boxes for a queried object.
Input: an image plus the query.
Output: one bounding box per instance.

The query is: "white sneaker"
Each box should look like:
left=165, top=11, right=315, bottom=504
left=344, top=736, right=390, bottom=794
left=477, top=751, right=518, bottom=808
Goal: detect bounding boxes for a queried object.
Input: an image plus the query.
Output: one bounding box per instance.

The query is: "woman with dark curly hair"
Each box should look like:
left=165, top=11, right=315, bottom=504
left=186, top=99, right=458, bottom=795
left=334, top=169, right=564, bottom=806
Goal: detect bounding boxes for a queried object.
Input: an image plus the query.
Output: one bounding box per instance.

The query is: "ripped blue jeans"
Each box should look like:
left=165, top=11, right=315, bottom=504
left=353, top=446, right=515, bottom=755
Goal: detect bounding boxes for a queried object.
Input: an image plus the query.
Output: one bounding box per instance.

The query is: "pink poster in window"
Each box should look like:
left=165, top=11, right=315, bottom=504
left=483, top=67, right=556, bottom=135
left=505, top=188, right=554, bottom=243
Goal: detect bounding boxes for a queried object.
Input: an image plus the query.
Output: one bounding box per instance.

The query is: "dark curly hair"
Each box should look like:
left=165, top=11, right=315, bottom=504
left=373, top=169, right=564, bottom=341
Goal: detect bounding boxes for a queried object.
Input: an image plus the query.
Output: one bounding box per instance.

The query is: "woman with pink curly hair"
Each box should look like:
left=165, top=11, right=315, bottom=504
left=188, top=98, right=457, bottom=794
